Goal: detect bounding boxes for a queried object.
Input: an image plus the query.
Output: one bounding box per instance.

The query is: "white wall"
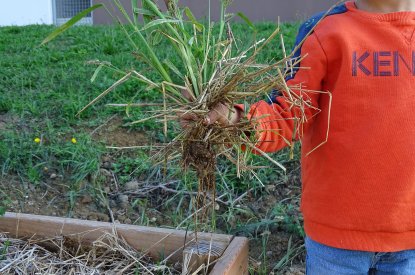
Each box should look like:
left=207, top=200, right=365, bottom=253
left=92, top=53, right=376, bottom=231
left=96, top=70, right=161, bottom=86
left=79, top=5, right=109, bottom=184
left=0, top=0, right=53, bottom=26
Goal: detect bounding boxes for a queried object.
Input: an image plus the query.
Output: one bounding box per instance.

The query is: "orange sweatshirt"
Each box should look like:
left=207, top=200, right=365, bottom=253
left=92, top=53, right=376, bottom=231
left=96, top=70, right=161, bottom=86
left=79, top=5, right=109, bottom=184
left=249, top=1, right=415, bottom=252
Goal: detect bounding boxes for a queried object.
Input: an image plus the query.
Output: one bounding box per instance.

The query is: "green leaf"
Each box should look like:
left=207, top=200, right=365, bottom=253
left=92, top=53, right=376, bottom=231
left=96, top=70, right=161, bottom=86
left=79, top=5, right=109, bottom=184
left=141, top=0, right=156, bottom=25
left=41, top=4, right=104, bottom=45
left=188, top=36, right=195, bottom=46
left=163, top=59, right=183, bottom=79
left=149, top=30, right=163, bottom=46
left=141, top=19, right=181, bottom=31
left=236, top=12, right=256, bottom=32
left=184, top=7, right=203, bottom=32
left=90, top=64, right=104, bottom=83
left=131, top=0, right=139, bottom=25
left=133, top=7, right=156, bottom=17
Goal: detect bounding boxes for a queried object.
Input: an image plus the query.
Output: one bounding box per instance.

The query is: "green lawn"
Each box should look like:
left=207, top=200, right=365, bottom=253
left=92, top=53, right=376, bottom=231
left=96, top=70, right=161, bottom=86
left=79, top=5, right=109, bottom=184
left=0, top=22, right=299, bottom=189
left=0, top=22, right=304, bottom=274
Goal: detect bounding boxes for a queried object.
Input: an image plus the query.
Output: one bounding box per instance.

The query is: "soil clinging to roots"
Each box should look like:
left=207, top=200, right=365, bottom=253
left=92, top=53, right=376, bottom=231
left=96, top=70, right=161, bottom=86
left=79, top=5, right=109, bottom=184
left=182, top=126, right=217, bottom=225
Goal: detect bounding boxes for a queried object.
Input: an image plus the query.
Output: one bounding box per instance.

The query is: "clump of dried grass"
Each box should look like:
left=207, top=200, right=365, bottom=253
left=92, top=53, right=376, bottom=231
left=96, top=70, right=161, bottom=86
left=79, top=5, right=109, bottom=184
left=43, top=0, right=324, bottom=230
left=172, top=34, right=300, bottom=219
left=0, top=233, right=180, bottom=274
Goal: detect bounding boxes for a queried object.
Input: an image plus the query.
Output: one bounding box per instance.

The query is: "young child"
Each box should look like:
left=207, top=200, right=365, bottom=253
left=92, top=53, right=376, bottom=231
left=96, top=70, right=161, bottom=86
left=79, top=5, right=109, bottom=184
left=182, top=0, right=415, bottom=273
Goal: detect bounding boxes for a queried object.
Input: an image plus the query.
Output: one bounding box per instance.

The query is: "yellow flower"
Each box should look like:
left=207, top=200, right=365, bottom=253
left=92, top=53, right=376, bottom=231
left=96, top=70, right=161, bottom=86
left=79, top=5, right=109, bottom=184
left=71, top=137, right=77, bottom=144
left=34, top=137, right=41, bottom=144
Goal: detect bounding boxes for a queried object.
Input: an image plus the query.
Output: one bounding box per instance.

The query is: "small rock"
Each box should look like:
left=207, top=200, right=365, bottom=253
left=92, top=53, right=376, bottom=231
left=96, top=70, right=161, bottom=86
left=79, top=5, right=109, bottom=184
left=150, top=217, right=157, bottom=223
left=285, top=266, right=305, bottom=275
left=214, top=203, right=220, bottom=211
left=88, top=213, right=98, bottom=221
left=124, top=180, right=139, bottom=191
left=117, top=194, right=129, bottom=208
left=102, top=161, right=112, bottom=169
left=109, top=199, right=117, bottom=208
left=265, top=184, right=276, bottom=192
left=124, top=218, right=132, bottom=224
left=102, top=156, right=111, bottom=163
left=251, top=261, right=262, bottom=269
left=50, top=173, right=57, bottom=179
left=117, top=215, right=126, bottom=223
left=100, top=168, right=112, bottom=177
left=96, top=213, right=110, bottom=222
left=81, top=195, right=93, bottom=204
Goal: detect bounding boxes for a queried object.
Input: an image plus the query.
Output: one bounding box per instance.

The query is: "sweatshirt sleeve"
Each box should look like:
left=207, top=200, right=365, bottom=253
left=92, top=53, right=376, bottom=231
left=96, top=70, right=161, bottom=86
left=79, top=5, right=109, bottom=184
left=248, top=31, right=327, bottom=153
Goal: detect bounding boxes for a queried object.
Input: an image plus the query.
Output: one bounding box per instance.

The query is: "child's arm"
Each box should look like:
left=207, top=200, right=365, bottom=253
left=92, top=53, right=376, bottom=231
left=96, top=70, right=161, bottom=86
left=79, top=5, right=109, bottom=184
left=246, top=31, right=327, bottom=153
left=200, top=31, right=328, bottom=152
left=181, top=28, right=327, bottom=152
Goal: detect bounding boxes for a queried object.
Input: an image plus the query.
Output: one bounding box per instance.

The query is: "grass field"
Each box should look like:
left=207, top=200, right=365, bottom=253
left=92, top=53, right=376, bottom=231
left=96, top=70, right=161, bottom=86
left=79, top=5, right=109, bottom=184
left=0, top=22, right=304, bottom=274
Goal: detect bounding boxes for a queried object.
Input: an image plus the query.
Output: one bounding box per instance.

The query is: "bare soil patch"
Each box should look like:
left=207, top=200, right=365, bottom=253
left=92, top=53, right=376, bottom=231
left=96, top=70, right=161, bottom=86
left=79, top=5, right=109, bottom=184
left=0, top=114, right=18, bottom=131
left=90, top=116, right=149, bottom=147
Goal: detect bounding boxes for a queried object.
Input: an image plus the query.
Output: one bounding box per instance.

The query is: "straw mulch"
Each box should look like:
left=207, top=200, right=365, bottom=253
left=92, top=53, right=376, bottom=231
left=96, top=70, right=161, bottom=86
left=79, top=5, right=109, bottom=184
left=0, top=233, right=180, bottom=275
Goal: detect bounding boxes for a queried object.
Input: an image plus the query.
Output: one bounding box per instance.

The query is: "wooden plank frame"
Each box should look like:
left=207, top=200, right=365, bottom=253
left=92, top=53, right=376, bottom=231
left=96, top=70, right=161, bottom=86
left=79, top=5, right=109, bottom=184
left=0, top=212, right=248, bottom=274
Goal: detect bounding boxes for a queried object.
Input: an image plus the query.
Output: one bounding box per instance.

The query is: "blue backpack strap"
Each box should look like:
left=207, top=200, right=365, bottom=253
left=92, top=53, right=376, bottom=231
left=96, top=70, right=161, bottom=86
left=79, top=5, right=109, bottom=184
left=268, top=3, right=348, bottom=104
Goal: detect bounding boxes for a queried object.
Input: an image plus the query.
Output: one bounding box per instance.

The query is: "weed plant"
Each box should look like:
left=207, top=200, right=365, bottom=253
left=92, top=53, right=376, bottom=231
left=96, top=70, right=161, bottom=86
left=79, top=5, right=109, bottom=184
left=0, top=11, right=303, bottom=273
left=40, top=0, right=314, bottom=235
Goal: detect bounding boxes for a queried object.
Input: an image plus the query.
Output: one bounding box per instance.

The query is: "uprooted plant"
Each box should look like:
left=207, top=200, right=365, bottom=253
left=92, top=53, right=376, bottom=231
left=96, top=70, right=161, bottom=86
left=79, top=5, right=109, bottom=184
left=42, top=0, right=324, bottom=230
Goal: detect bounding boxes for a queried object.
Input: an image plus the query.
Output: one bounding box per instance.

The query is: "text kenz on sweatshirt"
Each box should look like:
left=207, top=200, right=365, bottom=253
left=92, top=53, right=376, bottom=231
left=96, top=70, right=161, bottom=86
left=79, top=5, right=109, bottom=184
left=353, top=51, right=415, bottom=76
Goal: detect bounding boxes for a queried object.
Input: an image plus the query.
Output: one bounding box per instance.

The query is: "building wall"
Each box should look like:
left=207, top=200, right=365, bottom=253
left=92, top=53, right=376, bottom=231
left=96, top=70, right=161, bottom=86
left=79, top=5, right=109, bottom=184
left=0, top=0, right=54, bottom=26
left=93, top=0, right=339, bottom=25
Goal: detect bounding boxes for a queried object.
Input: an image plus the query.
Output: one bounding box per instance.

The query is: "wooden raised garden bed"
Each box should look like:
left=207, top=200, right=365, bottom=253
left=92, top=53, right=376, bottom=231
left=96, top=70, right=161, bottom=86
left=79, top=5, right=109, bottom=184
left=0, top=212, right=248, bottom=274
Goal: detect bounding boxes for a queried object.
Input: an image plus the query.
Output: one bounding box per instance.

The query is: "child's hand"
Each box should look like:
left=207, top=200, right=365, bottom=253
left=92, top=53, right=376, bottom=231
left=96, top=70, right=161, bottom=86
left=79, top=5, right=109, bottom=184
left=203, top=102, right=242, bottom=126
left=178, top=88, right=243, bottom=128
left=179, top=111, right=198, bottom=129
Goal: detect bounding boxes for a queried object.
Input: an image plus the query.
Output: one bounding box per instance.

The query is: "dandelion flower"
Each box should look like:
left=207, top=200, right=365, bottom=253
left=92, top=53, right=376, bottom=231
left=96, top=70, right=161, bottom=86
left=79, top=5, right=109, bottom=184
left=34, top=137, right=41, bottom=144
left=71, top=137, right=77, bottom=144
